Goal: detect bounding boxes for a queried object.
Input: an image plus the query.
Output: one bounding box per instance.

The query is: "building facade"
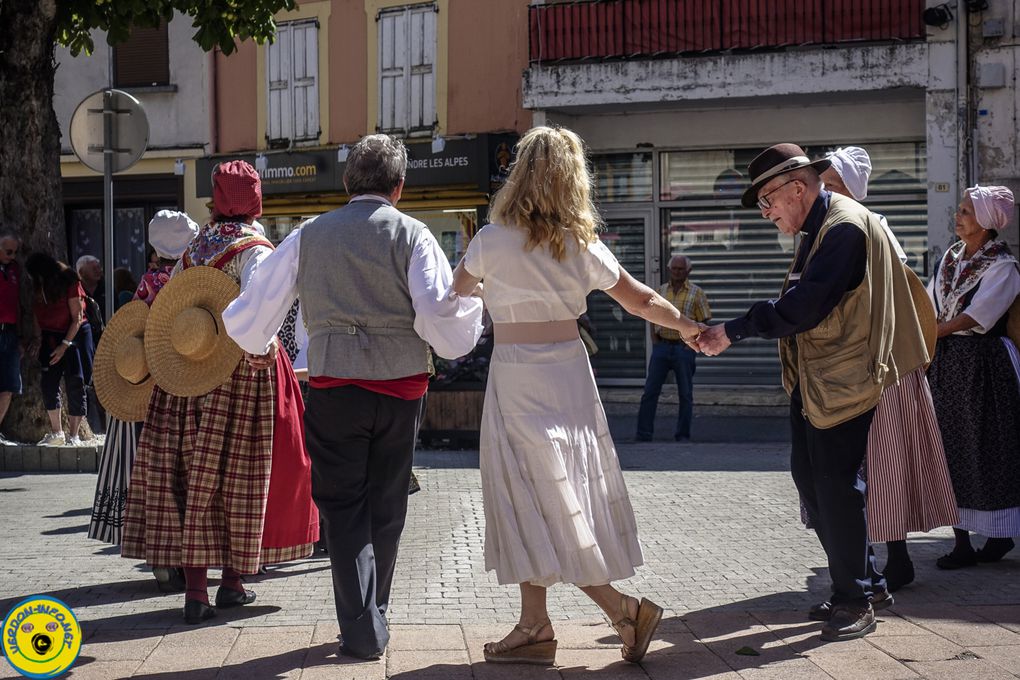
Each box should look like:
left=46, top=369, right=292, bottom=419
left=204, top=0, right=532, bottom=268
left=55, top=15, right=212, bottom=277
left=524, top=0, right=1020, bottom=387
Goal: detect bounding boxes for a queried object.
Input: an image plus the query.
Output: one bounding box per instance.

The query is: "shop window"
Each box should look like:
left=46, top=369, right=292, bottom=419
left=377, top=3, right=437, bottom=135
left=114, top=21, right=170, bottom=88
left=267, top=19, right=320, bottom=145
left=593, top=153, right=653, bottom=202
left=657, top=142, right=927, bottom=385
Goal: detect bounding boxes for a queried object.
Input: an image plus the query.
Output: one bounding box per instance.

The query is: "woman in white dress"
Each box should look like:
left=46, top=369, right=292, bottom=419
left=453, top=126, right=705, bottom=665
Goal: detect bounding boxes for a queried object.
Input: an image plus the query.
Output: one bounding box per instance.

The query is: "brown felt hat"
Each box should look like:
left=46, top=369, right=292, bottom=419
left=93, top=300, right=155, bottom=422
left=144, top=266, right=242, bottom=397
left=741, top=143, right=832, bottom=208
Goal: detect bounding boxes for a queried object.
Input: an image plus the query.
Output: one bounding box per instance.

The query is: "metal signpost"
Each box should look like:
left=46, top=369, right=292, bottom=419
left=69, top=89, right=149, bottom=322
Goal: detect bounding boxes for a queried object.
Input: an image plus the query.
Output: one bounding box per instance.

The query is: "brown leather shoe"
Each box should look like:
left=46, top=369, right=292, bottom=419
left=809, top=590, right=893, bottom=622
left=820, top=603, right=876, bottom=641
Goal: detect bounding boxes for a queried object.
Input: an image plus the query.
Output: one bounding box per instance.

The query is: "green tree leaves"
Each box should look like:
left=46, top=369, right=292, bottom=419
left=56, top=0, right=295, bottom=56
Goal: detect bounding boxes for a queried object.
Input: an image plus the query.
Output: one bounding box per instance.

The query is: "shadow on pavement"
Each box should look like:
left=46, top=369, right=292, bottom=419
left=40, top=523, right=90, bottom=536
left=80, top=604, right=283, bottom=642
left=45, top=507, right=93, bottom=518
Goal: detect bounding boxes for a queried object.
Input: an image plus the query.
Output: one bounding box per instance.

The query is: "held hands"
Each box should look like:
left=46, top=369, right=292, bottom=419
left=696, top=324, right=731, bottom=357
left=681, top=322, right=710, bottom=351
left=245, top=337, right=279, bottom=371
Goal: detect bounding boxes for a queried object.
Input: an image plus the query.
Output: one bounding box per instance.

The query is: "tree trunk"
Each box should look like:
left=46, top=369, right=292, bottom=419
left=0, top=0, right=85, bottom=443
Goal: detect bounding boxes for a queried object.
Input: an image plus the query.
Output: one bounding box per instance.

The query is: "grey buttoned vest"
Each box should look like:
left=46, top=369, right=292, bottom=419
left=296, top=199, right=431, bottom=380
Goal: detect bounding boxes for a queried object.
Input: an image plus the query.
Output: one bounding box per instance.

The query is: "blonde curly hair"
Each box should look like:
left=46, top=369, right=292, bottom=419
left=489, top=126, right=602, bottom=262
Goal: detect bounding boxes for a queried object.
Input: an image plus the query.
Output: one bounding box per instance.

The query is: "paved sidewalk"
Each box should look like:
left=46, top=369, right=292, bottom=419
left=2, top=443, right=1019, bottom=678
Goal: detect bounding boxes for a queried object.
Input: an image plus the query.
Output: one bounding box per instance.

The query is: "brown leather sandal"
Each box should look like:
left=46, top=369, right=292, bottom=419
left=483, top=619, right=557, bottom=665
left=613, top=595, right=663, bottom=664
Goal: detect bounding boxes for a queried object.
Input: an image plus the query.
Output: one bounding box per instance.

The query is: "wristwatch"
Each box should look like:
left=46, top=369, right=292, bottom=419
left=61, top=339, right=73, bottom=347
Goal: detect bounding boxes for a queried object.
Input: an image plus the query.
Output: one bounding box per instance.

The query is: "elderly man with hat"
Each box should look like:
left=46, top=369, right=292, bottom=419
left=121, top=161, right=319, bottom=625
left=222, top=134, right=483, bottom=659
left=814, top=147, right=957, bottom=593
left=698, top=143, right=929, bottom=641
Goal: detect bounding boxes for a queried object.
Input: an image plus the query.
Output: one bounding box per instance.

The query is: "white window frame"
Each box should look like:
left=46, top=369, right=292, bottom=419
left=377, top=3, right=437, bottom=135
left=266, top=18, right=320, bottom=144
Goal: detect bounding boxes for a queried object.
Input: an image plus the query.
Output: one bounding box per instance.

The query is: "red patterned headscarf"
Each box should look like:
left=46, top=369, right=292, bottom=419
left=212, top=160, right=262, bottom=219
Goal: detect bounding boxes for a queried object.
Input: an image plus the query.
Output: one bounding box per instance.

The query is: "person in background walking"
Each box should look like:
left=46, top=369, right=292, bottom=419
left=26, top=252, right=94, bottom=446
left=113, top=267, right=137, bottom=311
left=76, top=254, right=104, bottom=322
left=0, top=233, right=24, bottom=444
left=636, top=254, right=711, bottom=442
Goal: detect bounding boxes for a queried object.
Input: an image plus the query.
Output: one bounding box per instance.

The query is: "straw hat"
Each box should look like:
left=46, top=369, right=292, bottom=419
left=93, top=300, right=155, bottom=422
left=145, top=266, right=243, bottom=397
left=904, top=266, right=937, bottom=363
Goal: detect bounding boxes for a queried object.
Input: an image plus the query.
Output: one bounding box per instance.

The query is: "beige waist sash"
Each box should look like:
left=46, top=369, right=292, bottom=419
left=493, top=320, right=579, bottom=345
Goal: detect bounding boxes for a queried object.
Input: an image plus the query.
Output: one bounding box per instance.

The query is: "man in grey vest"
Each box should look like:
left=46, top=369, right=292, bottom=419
left=222, top=134, right=484, bottom=658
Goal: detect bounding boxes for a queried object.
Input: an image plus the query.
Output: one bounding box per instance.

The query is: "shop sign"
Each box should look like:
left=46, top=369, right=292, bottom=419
left=196, top=149, right=339, bottom=196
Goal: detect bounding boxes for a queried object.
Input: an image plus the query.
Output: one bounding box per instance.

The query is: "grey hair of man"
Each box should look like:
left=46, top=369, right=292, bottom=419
left=75, top=254, right=100, bottom=273
left=668, top=254, right=691, bottom=270
left=343, top=134, right=408, bottom=197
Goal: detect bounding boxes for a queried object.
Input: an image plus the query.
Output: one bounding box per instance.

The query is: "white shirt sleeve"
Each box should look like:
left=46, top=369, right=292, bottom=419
left=222, top=229, right=302, bottom=355
left=962, top=260, right=1020, bottom=334
left=410, top=229, right=484, bottom=359
left=236, top=244, right=274, bottom=293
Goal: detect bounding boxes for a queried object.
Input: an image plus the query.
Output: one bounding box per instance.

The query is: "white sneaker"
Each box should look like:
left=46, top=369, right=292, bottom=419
left=37, top=432, right=65, bottom=446
left=68, top=436, right=83, bottom=447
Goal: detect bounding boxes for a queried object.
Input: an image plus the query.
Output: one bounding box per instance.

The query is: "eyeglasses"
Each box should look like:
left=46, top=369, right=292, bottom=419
left=756, top=179, right=800, bottom=211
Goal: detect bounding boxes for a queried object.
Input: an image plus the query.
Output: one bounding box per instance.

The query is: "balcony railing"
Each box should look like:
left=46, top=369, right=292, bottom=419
left=528, top=0, right=925, bottom=63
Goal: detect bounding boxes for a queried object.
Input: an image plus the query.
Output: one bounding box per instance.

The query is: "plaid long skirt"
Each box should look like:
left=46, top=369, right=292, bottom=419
left=122, top=354, right=315, bottom=573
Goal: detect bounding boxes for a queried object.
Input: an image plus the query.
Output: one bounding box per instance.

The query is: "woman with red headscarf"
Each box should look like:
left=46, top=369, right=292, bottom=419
left=122, top=160, right=318, bottom=624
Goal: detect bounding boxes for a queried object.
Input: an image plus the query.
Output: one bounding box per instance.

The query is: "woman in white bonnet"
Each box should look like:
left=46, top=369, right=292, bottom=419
left=88, top=210, right=198, bottom=590
left=926, top=184, right=1020, bottom=569
left=815, top=147, right=958, bottom=592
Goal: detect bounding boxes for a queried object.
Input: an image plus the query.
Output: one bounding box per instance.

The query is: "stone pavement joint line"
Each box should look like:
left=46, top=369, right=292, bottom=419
left=2, top=444, right=1019, bottom=678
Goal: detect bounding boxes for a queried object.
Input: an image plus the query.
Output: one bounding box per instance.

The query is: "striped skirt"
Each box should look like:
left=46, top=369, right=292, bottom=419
left=87, top=417, right=141, bottom=545
left=928, top=333, right=1020, bottom=537
left=864, top=368, right=958, bottom=542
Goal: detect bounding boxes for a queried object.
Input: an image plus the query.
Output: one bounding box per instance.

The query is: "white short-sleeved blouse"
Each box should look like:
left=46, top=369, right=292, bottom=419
left=462, top=223, right=621, bottom=323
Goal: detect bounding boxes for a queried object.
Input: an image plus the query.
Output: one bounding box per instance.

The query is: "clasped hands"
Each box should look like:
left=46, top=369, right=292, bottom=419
left=682, top=323, right=731, bottom=357
left=245, top=337, right=279, bottom=370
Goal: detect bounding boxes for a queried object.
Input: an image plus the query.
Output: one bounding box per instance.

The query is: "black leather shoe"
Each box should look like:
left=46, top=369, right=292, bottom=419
left=183, top=599, right=217, bottom=624
left=936, top=549, right=978, bottom=569
left=809, top=591, right=892, bottom=622
left=820, top=603, right=876, bottom=641
left=215, top=587, right=257, bottom=608
left=154, top=567, right=186, bottom=594
left=976, top=538, right=1015, bottom=563
left=885, top=560, right=915, bottom=592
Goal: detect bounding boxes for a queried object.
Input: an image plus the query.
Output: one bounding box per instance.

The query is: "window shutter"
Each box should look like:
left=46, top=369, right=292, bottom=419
left=291, top=20, right=319, bottom=140
left=267, top=23, right=293, bottom=141
left=409, top=6, right=436, bottom=130
left=378, top=10, right=407, bottom=132
left=114, top=21, right=170, bottom=88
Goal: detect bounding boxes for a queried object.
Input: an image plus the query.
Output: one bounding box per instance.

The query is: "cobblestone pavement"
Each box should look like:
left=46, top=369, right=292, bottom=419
left=2, top=442, right=1019, bottom=678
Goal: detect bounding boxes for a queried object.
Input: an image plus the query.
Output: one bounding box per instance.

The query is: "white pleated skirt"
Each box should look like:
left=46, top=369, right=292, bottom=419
left=480, top=339, right=643, bottom=588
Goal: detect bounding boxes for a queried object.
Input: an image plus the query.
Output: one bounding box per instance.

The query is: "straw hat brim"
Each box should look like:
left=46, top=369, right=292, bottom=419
left=904, top=266, right=937, bottom=364
left=145, top=266, right=243, bottom=397
left=93, top=300, right=155, bottom=422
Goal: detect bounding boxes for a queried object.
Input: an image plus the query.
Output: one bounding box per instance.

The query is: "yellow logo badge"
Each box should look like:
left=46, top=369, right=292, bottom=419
left=2, top=596, right=82, bottom=679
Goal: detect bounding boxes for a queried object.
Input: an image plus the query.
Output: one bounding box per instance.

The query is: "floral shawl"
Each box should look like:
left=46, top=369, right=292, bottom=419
left=934, top=239, right=1017, bottom=322
left=181, top=221, right=272, bottom=271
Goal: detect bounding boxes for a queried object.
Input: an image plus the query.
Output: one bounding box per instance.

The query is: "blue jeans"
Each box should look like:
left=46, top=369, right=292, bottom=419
left=636, top=341, right=696, bottom=440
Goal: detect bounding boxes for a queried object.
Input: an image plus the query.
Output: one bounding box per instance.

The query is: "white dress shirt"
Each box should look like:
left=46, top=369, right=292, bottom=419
left=222, top=196, right=484, bottom=363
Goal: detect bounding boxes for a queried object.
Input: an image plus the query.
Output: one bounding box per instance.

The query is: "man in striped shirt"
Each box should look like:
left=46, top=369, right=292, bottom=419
left=636, top=255, right=711, bottom=442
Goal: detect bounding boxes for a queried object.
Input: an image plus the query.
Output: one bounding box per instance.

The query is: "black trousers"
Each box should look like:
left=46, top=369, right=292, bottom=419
left=790, top=384, right=885, bottom=605
left=304, top=385, right=423, bottom=658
